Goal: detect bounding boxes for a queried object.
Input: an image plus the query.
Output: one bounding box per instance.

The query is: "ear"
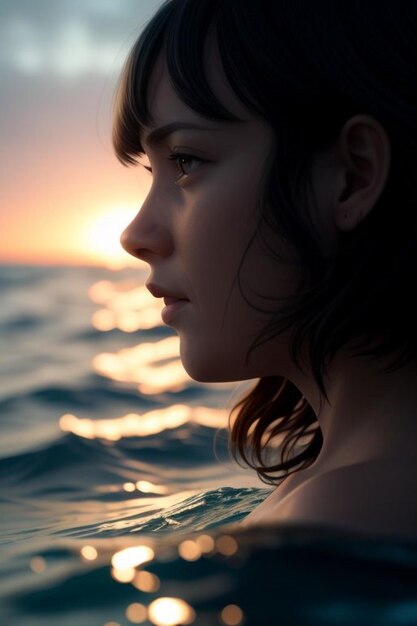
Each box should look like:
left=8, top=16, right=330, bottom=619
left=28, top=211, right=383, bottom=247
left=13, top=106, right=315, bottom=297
left=333, top=114, right=391, bottom=232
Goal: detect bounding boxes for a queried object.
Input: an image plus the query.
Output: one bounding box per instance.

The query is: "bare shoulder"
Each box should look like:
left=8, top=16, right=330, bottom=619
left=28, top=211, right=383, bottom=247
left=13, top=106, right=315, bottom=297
left=242, top=460, right=417, bottom=538
left=282, top=460, right=417, bottom=538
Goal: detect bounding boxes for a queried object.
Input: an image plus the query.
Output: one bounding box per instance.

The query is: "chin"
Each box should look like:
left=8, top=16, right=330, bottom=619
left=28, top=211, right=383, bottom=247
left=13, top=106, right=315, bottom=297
left=182, top=363, right=234, bottom=384
left=180, top=353, right=253, bottom=384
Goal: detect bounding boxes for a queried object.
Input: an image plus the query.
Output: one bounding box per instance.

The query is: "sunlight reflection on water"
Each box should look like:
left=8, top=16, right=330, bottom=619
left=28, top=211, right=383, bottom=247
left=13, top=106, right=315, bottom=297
left=89, top=279, right=165, bottom=332
left=92, top=337, right=190, bottom=393
left=59, top=405, right=229, bottom=440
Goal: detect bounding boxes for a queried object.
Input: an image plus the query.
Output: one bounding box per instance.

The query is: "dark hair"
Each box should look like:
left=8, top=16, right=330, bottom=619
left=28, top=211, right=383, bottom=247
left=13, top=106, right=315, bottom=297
left=113, top=0, right=417, bottom=486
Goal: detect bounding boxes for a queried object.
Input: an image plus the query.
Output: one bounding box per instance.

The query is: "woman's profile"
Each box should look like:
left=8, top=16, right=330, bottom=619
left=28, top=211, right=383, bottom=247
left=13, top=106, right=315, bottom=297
left=112, top=0, right=417, bottom=539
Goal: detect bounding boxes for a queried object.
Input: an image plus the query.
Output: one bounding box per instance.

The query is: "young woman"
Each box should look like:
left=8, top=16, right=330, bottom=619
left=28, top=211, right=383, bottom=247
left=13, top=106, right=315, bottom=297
left=112, top=0, right=417, bottom=539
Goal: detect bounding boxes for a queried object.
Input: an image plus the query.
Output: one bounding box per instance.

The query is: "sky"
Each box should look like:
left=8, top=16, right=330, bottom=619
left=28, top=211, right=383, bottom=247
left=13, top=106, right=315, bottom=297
left=0, top=0, right=165, bottom=268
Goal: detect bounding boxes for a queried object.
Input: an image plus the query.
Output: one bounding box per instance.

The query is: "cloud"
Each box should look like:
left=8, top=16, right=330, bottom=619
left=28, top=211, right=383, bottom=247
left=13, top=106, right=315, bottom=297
left=0, top=0, right=163, bottom=78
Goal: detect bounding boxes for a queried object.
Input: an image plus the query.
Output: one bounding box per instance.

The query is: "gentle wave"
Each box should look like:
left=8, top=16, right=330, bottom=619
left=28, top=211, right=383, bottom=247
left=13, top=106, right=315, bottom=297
left=0, top=380, right=154, bottom=412
left=0, top=426, right=231, bottom=486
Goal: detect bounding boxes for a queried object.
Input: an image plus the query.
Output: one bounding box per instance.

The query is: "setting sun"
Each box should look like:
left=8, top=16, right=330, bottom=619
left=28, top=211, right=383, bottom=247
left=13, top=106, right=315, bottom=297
left=83, top=207, right=140, bottom=269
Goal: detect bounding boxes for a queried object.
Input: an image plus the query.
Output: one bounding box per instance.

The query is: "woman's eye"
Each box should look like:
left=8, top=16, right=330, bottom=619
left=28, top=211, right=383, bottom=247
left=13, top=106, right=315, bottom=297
left=140, top=153, right=205, bottom=182
left=167, top=152, right=203, bottom=181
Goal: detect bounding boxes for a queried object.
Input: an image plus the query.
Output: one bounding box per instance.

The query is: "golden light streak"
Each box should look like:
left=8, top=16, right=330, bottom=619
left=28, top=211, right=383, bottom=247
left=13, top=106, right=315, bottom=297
left=59, top=407, right=188, bottom=440
left=59, top=404, right=228, bottom=442
left=92, top=337, right=187, bottom=393
left=59, top=406, right=230, bottom=442
left=136, top=480, right=168, bottom=495
left=59, top=413, right=123, bottom=441
left=147, top=598, right=195, bottom=626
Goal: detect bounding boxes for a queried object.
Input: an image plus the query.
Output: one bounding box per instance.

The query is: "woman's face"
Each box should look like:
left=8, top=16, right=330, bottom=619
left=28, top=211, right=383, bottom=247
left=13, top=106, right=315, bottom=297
left=120, top=50, right=300, bottom=383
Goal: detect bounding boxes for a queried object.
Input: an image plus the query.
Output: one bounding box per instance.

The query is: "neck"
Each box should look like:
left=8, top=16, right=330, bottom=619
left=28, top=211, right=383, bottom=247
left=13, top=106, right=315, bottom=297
left=292, top=350, right=417, bottom=474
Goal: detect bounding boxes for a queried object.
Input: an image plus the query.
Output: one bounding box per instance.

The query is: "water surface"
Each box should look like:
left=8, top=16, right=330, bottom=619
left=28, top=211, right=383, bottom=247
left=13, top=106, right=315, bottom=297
left=1, top=264, right=416, bottom=626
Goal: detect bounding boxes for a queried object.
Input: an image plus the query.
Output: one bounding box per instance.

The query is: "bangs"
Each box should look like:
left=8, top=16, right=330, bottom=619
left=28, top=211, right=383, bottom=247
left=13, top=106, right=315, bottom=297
left=112, top=0, right=245, bottom=166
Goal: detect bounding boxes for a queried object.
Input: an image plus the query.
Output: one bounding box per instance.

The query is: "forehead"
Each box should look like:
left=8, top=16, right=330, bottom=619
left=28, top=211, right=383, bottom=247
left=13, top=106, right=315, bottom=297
left=144, top=43, right=253, bottom=133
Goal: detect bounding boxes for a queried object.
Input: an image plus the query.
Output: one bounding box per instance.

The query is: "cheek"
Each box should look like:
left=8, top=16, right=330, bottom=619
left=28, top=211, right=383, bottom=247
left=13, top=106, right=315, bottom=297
left=174, top=166, right=299, bottom=382
left=185, top=202, right=254, bottom=322
left=183, top=173, right=260, bottom=273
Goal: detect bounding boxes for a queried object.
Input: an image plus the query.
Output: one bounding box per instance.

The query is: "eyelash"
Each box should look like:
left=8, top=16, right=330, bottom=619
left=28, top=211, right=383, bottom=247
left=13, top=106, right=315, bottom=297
left=143, top=151, right=205, bottom=182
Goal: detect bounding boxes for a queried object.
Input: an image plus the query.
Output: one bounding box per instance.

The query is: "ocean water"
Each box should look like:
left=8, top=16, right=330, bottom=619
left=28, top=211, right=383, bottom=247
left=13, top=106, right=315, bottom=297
left=1, top=263, right=417, bottom=626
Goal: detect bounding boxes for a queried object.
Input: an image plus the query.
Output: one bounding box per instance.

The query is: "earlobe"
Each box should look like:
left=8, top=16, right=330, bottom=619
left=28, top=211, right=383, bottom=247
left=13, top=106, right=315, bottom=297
left=332, top=115, right=391, bottom=233
left=334, top=198, right=366, bottom=233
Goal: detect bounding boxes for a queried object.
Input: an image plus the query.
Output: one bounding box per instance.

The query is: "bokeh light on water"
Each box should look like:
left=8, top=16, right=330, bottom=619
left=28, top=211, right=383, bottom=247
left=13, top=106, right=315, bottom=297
left=147, top=597, right=195, bottom=625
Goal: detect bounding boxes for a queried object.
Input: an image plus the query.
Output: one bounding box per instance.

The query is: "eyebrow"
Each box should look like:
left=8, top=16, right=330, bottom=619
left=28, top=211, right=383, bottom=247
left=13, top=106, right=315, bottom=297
left=141, top=121, right=223, bottom=148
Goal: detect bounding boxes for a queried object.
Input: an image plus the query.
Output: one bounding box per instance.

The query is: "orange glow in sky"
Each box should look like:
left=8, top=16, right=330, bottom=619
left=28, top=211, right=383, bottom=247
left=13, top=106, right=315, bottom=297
left=0, top=201, right=145, bottom=268
left=83, top=207, right=141, bottom=269
left=0, top=1, right=162, bottom=268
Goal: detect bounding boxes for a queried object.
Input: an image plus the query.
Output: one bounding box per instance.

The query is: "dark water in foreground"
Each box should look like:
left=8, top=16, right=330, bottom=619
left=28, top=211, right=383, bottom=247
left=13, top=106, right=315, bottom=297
left=1, top=264, right=417, bottom=626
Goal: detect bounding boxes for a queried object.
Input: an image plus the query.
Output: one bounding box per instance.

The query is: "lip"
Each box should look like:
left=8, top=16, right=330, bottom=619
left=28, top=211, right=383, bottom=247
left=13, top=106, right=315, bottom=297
left=161, top=299, right=189, bottom=325
left=146, top=282, right=189, bottom=301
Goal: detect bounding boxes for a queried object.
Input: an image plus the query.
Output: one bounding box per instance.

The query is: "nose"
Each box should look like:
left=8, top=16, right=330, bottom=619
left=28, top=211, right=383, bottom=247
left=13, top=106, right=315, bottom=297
left=120, top=203, right=173, bottom=262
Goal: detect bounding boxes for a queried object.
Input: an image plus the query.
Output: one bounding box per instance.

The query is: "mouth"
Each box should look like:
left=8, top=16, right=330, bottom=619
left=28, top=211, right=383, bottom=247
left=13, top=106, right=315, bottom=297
left=146, top=282, right=189, bottom=302
left=163, top=296, right=189, bottom=306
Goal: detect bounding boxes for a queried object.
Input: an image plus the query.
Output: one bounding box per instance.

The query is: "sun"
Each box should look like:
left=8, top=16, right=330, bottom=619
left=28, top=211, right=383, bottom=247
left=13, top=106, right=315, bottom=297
left=83, top=207, right=140, bottom=269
